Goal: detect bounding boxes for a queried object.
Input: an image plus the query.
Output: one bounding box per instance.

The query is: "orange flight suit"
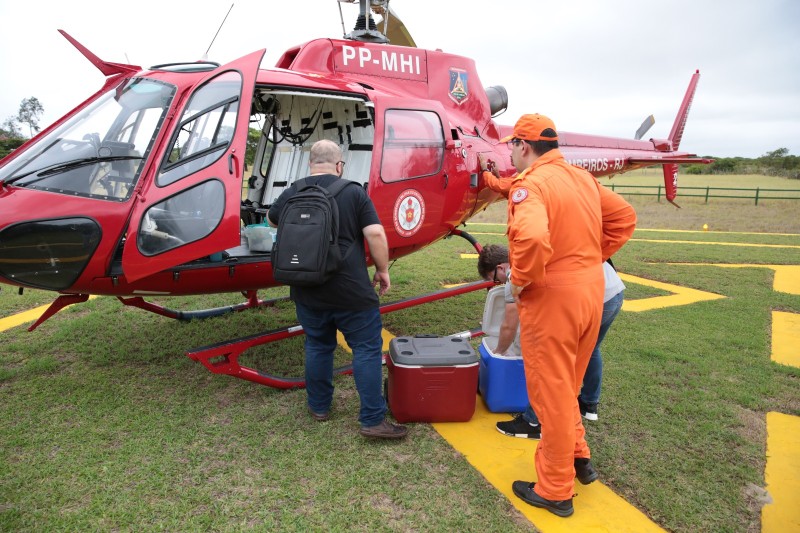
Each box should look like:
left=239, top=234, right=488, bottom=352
left=506, top=148, right=636, bottom=501
left=482, top=170, right=515, bottom=198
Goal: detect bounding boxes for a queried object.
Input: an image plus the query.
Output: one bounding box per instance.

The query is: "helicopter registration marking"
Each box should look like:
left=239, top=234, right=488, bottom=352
left=567, top=157, right=625, bottom=173
left=338, top=45, right=426, bottom=81
left=393, top=190, right=425, bottom=237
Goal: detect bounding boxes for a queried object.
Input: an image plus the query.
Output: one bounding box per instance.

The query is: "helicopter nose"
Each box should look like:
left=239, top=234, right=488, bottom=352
left=0, top=218, right=101, bottom=290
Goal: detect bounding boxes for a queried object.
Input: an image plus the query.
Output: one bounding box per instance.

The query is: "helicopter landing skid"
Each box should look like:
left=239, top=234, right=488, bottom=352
left=116, top=290, right=290, bottom=320
left=186, top=279, right=494, bottom=389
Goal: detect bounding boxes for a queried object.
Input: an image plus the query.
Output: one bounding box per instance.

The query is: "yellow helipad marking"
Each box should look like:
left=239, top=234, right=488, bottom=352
left=458, top=253, right=727, bottom=313
left=375, top=329, right=658, bottom=530
left=618, top=273, right=725, bottom=312
left=631, top=238, right=800, bottom=250
left=762, top=412, right=800, bottom=532
left=470, top=223, right=800, bottom=238
left=666, top=264, right=800, bottom=295
left=335, top=328, right=395, bottom=353
left=0, top=296, right=99, bottom=333
left=434, top=400, right=664, bottom=532
left=771, top=311, right=800, bottom=368
left=635, top=228, right=800, bottom=237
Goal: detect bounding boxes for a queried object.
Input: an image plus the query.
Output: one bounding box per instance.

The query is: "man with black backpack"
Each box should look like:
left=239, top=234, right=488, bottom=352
left=268, top=139, right=407, bottom=439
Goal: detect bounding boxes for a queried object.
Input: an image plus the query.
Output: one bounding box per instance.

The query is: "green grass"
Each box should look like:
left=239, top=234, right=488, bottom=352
left=2, top=200, right=800, bottom=531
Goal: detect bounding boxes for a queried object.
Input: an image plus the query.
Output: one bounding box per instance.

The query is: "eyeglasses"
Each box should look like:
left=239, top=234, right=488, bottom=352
left=337, top=160, right=346, bottom=167
left=492, top=265, right=502, bottom=284
left=506, top=139, right=523, bottom=149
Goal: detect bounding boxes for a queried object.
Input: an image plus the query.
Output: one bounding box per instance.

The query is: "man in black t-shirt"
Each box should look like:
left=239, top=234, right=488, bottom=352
left=268, top=140, right=407, bottom=439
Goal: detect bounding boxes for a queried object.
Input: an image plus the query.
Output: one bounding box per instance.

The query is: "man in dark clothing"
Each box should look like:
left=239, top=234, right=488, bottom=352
left=268, top=139, right=407, bottom=439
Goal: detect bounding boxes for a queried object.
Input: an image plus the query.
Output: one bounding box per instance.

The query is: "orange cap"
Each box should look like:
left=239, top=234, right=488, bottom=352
left=499, top=114, right=559, bottom=143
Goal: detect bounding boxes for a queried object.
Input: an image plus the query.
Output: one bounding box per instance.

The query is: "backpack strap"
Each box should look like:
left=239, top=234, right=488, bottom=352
left=317, top=179, right=359, bottom=262
left=293, top=177, right=311, bottom=192
left=321, top=178, right=356, bottom=198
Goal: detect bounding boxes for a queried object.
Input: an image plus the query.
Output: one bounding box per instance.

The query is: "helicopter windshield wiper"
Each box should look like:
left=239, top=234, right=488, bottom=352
left=3, top=156, right=143, bottom=187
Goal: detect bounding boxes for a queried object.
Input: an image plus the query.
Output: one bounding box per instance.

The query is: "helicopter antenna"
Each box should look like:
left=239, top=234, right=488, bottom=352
left=204, top=3, right=234, bottom=60
left=338, top=1, right=347, bottom=38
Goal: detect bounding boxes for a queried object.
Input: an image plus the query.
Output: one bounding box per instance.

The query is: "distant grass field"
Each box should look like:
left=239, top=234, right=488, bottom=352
left=1, top=183, right=799, bottom=531
left=470, top=173, right=800, bottom=234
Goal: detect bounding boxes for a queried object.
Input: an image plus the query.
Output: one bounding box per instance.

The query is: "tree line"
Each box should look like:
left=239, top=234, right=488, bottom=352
left=684, top=148, right=800, bottom=179
left=0, top=97, right=44, bottom=158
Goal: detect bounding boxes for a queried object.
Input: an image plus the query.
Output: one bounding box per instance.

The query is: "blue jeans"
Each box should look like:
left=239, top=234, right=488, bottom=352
left=294, top=302, right=387, bottom=427
left=523, top=290, right=624, bottom=425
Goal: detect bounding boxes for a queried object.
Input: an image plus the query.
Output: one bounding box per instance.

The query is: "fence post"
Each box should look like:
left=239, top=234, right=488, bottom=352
left=657, top=185, right=661, bottom=202
left=755, top=187, right=760, bottom=206
left=705, top=186, right=710, bottom=204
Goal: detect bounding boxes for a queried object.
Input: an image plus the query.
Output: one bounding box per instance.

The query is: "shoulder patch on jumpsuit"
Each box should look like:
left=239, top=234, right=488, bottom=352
left=511, top=188, right=529, bottom=204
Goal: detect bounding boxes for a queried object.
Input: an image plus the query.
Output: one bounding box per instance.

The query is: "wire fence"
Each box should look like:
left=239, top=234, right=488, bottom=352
left=607, top=184, right=800, bottom=205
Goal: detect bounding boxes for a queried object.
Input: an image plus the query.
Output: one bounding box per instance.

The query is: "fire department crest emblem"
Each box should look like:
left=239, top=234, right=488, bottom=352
left=448, top=68, right=469, bottom=105
left=393, top=189, right=425, bottom=237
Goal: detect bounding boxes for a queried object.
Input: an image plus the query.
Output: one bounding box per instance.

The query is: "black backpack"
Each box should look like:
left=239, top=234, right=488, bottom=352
left=271, top=177, right=357, bottom=287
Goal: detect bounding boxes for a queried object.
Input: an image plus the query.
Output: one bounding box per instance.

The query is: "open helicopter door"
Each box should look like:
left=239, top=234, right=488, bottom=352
left=122, top=50, right=264, bottom=283
left=370, top=97, right=450, bottom=247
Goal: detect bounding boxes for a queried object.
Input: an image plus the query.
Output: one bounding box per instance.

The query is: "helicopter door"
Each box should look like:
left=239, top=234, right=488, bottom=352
left=371, top=99, right=449, bottom=247
left=122, top=50, right=264, bottom=283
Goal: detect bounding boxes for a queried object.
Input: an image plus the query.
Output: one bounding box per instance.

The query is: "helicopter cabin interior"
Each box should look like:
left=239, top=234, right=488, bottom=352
left=223, top=89, right=375, bottom=261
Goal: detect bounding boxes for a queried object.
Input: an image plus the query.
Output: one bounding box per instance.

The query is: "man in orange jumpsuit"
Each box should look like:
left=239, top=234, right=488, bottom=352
left=486, top=114, right=636, bottom=517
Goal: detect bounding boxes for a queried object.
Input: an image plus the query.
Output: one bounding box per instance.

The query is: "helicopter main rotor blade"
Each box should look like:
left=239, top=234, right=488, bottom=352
left=371, top=2, right=417, bottom=47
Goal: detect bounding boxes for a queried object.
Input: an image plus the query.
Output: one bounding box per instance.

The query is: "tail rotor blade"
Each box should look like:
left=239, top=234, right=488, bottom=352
left=635, top=115, right=655, bottom=140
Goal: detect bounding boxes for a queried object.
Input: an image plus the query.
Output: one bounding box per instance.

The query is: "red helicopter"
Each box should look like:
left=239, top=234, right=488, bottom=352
left=0, top=0, right=710, bottom=387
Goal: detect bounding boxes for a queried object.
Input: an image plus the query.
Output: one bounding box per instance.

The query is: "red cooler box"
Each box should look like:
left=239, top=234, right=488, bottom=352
left=387, top=336, right=479, bottom=423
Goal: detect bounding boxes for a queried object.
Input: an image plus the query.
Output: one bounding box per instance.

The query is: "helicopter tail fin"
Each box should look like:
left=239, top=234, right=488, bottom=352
left=59, top=30, right=141, bottom=77
left=668, top=70, right=701, bottom=151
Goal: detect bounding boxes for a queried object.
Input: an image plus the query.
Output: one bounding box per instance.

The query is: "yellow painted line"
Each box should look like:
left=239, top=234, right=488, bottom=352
left=666, top=264, right=800, bottom=296
left=0, top=296, right=99, bottom=333
left=619, top=273, right=725, bottom=312
left=456, top=257, right=728, bottom=313
left=335, top=328, right=395, bottom=354
left=0, top=304, right=53, bottom=332
left=434, top=400, right=664, bottom=532
left=631, top=238, right=800, bottom=250
left=635, top=228, right=800, bottom=237
left=771, top=311, right=800, bottom=368
left=762, top=412, right=800, bottom=532
left=467, top=222, right=800, bottom=237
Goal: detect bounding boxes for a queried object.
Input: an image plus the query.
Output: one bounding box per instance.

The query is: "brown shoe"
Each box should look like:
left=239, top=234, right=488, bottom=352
left=308, top=406, right=330, bottom=422
left=359, top=419, right=408, bottom=439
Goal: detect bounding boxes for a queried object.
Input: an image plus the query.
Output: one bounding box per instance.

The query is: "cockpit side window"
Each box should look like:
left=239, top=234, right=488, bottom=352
left=157, top=71, right=242, bottom=187
left=380, top=109, right=444, bottom=182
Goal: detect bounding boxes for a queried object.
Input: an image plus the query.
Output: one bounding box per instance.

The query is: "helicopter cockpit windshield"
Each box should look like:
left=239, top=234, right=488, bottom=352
left=0, top=79, right=176, bottom=201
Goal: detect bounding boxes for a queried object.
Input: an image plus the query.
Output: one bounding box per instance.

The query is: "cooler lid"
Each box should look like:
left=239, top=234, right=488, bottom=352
left=389, top=336, right=478, bottom=366
left=482, top=285, right=507, bottom=338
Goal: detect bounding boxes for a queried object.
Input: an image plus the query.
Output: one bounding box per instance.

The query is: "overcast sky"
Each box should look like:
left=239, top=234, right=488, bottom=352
left=1, top=0, right=798, bottom=158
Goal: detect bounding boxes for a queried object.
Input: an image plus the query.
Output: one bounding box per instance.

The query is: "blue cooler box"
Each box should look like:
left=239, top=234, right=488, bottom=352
left=478, top=286, right=529, bottom=413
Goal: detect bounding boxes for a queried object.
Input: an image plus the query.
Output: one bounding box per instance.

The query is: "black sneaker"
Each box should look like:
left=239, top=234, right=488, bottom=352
left=574, top=457, right=598, bottom=485
left=578, top=398, right=598, bottom=421
left=512, top=481, right=574, bottom=517
left=496, top=414, right=541, bottom=439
